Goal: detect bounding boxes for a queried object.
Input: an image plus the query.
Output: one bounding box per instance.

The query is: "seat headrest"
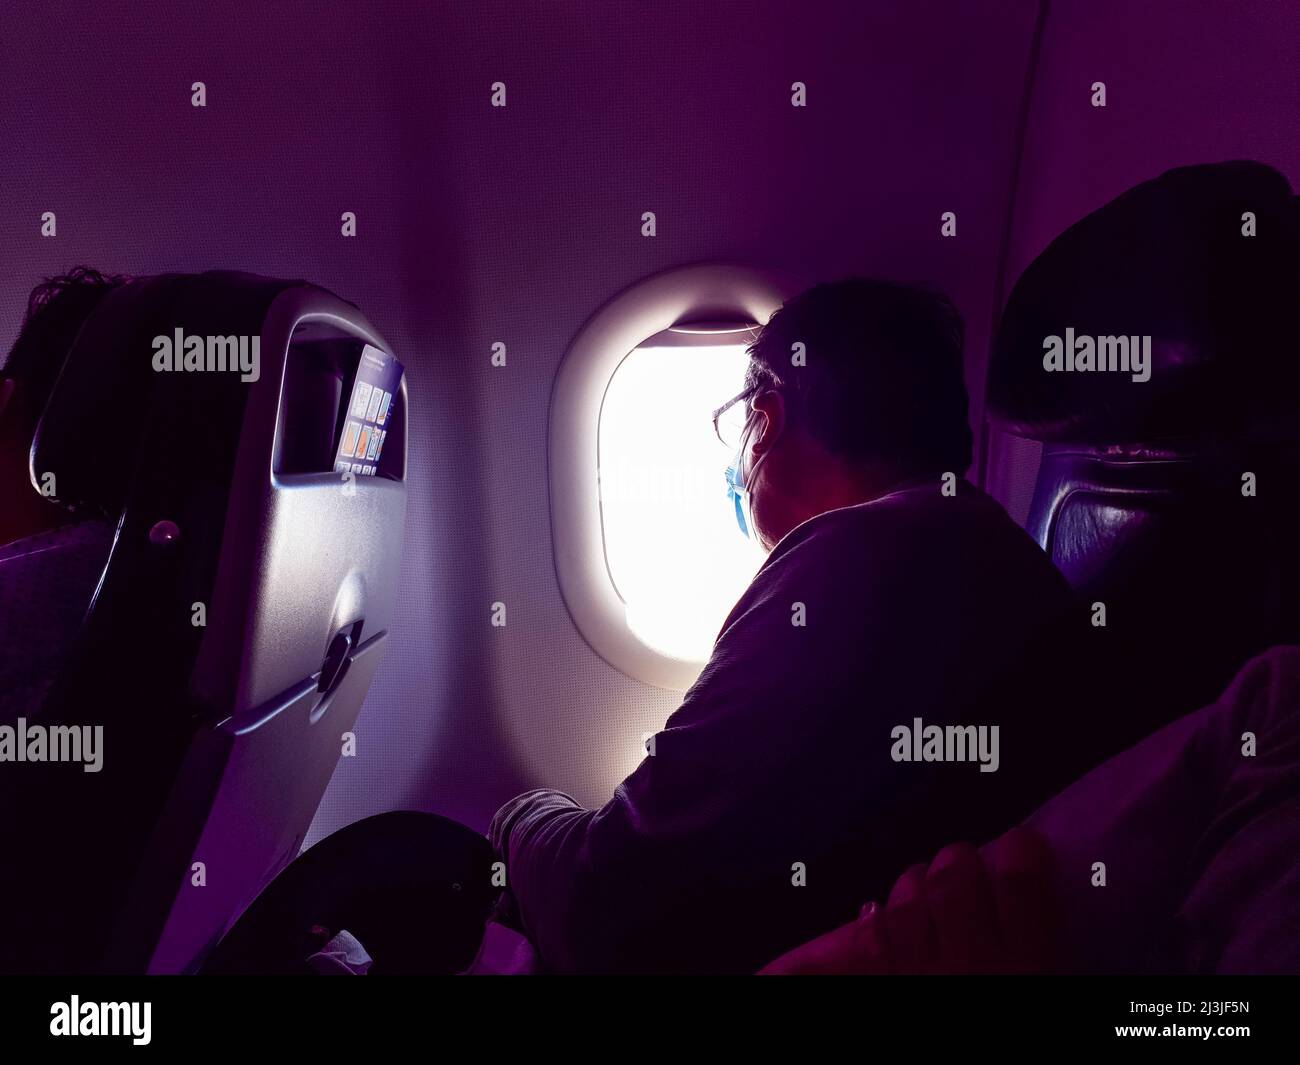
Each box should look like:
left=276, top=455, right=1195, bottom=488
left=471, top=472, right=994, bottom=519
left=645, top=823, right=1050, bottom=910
left=989, top=161, right=1300, bottom=444
left=30, top=271, right=302, bottom=520
left=29, top=275, right=190, bottom=520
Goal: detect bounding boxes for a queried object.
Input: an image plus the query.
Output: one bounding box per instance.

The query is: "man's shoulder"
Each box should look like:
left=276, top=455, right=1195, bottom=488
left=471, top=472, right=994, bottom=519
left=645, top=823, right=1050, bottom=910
left=772, top=479, right=1031, bottom=564
left=751, top=478, right=1075, bottom=616
left=712, top=479, right=1075, bottom=659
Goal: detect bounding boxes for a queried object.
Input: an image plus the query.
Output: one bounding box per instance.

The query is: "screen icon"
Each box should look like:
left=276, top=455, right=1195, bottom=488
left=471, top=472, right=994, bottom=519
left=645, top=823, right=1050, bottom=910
left=341, top=421, right=361, bottom=457
left=350, top=382, right=373, bottom=419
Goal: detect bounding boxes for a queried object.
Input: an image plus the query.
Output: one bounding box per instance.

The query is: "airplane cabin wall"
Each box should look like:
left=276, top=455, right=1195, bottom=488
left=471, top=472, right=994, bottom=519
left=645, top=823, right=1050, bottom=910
left=0, top=1, right=1041, bottom=839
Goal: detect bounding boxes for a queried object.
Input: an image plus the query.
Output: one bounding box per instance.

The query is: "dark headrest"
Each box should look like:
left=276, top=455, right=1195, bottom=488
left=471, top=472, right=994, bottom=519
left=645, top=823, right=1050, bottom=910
left=30, top=275, right=189, bottom=519
left=989, top=162, right=1300, bottom=444
left=30, top=271, right=299, bottom=519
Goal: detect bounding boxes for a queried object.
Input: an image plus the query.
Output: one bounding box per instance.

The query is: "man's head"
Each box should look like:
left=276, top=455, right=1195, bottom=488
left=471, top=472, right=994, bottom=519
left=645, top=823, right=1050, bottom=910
left=0, top=267, right=128, bottom=544
left=723, top=279, right=972, bottom=551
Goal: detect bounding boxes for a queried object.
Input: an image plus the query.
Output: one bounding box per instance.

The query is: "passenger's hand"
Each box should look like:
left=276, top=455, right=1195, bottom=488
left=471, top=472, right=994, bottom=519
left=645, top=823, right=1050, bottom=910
left=758, top=826, right=1063, bottom=974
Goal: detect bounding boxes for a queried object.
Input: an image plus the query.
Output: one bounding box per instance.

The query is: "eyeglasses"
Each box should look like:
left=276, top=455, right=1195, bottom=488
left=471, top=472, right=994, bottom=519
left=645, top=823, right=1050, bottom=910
left=711, top=385, right=759, bottom=449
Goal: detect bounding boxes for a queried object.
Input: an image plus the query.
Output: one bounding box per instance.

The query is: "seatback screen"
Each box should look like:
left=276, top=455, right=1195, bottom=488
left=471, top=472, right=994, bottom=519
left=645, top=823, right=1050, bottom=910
left=334, top=345, right=404, bottom=477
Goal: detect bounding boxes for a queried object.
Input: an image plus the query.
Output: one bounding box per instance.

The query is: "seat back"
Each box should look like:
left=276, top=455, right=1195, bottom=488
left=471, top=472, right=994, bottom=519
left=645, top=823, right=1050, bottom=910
left=988, top=162, right=1300, bottom=723
left=0, top=271, right=408, bottom=973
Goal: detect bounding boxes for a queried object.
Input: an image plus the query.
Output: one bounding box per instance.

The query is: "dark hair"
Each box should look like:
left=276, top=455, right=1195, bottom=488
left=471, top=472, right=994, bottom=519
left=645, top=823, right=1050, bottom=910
left=1, top=266, right=129, bottom=421
left=746, top=278, right=973, bottom=477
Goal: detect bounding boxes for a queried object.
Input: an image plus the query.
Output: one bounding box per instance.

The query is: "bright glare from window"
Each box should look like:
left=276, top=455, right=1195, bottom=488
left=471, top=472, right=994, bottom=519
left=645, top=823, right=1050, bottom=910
left=599, top=336, right=766, bottom=664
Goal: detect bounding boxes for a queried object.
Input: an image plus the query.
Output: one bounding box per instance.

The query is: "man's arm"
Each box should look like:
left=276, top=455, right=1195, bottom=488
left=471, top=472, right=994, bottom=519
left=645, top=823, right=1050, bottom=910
left=489, top=516, right=917, bottom=973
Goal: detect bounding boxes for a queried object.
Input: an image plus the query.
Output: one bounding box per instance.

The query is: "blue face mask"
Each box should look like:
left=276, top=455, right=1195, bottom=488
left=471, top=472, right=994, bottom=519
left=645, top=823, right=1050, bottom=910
left=724, top=425, right=768, bottom=540
left=724, top=455, right=751, bottom=538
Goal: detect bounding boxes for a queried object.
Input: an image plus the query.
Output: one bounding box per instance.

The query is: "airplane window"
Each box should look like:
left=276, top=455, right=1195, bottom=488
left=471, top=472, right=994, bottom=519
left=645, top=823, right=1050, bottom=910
left=599, top=326, right=765, bottom=662
left=550, top=263, right=795, bottom=690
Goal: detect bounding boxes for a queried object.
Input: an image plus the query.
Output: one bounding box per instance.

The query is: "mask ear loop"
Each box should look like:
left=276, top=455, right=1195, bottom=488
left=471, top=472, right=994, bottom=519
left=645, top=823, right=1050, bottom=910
left=731, top=478, right=750, bottom=538
left=725, top=449, right=750, bottom=538
left=724, top=411, right=754, bottom=538
left=731, top=406, right=773, bottom=541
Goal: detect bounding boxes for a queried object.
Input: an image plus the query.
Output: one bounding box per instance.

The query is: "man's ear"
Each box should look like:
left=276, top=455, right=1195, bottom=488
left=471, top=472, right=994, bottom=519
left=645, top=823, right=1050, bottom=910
left=749, top=390, right=785, bottom=457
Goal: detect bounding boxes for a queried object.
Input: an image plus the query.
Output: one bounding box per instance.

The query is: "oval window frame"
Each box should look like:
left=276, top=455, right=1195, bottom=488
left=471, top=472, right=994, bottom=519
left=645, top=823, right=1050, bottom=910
left=549, top=262, right=798, bottom=690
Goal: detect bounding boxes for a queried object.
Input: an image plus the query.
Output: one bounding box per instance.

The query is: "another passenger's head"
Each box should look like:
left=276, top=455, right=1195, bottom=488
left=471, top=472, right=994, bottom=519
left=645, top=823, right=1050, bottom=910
left=0, top=267, right=128, bottom=544
left=724, top=279, right=972, bottom=552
